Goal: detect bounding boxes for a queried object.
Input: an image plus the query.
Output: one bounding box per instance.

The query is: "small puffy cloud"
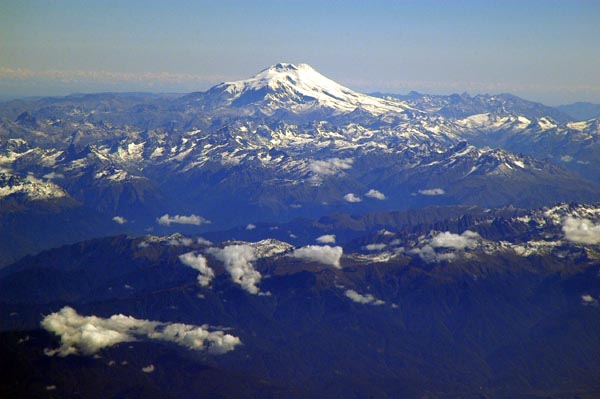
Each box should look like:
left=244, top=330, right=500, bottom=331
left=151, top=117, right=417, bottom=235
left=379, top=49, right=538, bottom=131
left=142, top=364, right=155, bottom=373
left=316, top=234, right=336, bottom=244
left=43, top=172, right=64, bottom=179
left=309, top=158, right=353, bottom=176
left=581, top=294, right=598, bottom=306
left=562, top=217, right=600, bottom=245
left=581, top=294, right=594, bottom=303
left=291, top=245, right=343, bottom=268
left=365, top=189, right=386, bottom=200
left=157, top=214, right=211, bottom=226
left=560, top=155, right=573, bottom=162
left=365, top=243, right=386, bottom=251
left=245, top=224, right=256, bottom=230
left=196, top=237, right=213, bottom=246
left=345, top=290, right=385, bottom=305
left=430, top=230, right=479, bottom=250
left=343, top=193, right=362, bottom=203
left=179, top=252, right=215, bottom=287
left=45, top=385, right=57, bottom=391
left=206, top=245, right=262, bottom=294
left=112, top=216, right=127, bottom=225
left=418, top=188, right=445, bottom=196
left=41, top=306, right=241, bottom=357
left=410, top=230, right=480, bottom=263
left=167, top=236, right=193, bottom=246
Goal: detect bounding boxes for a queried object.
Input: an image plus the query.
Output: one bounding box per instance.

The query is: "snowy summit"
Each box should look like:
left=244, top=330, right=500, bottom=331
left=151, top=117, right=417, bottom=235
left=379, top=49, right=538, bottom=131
left=200, top=63, right=412, bottom=116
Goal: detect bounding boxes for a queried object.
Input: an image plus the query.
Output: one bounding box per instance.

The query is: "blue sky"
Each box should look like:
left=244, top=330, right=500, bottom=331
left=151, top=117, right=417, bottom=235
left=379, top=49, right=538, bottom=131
left=1, top=0, right=599, bottom=104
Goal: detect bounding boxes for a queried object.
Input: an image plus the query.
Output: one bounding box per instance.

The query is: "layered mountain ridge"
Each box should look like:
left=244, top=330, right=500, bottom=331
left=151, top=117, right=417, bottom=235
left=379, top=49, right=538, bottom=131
left=2, top=201, right=600, bottom=398
left=2, top=63, right=600, bottom=265
left=2, top=63, right=600, bottom=398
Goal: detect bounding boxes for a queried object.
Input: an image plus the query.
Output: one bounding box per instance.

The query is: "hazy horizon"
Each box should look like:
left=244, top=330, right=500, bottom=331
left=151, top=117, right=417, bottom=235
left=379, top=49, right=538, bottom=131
left=2, top=0, right=600, bottom=105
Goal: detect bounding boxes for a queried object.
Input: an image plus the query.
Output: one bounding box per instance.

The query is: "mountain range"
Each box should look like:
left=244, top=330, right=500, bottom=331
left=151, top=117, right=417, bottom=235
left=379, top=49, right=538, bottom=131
left=2, top=202, right=600, bottom=398
left=2, top=63, right=600, bottom=264
left=2, top=63, right=600, bottom=398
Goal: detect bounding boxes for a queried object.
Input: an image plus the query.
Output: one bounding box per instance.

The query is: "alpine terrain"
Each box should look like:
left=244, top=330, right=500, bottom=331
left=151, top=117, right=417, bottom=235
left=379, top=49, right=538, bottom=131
left=2, top=63, right=600, bottom=398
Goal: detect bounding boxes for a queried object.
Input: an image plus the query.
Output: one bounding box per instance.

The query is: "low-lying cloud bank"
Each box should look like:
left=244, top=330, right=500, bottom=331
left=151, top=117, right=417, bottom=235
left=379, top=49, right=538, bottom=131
left=562, top=217, right=600, bottom=245
left=206, top=245, right=262, bottom=294
left=345, top=289, right=385, bottom=305
left=157, top=214, right=211, bottom=226
left=179, top=252, right=215, bottom=287
left=291, top=245, right=343, bottom=268
left=41, top=307, right=241, bottom=357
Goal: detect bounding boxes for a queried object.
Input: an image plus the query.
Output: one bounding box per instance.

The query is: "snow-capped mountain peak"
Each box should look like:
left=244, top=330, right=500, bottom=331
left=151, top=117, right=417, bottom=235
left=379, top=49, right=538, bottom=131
left=201, top=63, right=412, bottom=116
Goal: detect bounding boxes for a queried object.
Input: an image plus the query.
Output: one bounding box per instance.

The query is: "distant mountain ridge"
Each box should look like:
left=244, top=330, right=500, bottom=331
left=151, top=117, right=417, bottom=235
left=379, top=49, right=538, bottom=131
left=1, top=63, right=600, bottom=265
left=373, top=91, right=573, bottom=122
left=557, top=101, right=600, bottom=121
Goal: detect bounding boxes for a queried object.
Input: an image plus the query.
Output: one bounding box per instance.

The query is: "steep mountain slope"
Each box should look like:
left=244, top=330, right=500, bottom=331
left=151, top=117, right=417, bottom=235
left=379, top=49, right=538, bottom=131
left=453, top=114, right=600, bottom=181
left=183, top=63, right=415, bottom=118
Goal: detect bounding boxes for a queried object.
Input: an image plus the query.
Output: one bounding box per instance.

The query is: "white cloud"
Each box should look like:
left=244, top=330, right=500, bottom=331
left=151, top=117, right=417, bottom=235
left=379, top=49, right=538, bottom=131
left=157, top=214, right=211, bottom=226
left=0, top=66, right=229, bottom=86
left=245, top=224, right=256, bottom=230
left=43, top=172, right=64, bottom=179
left=365, top=243, right=386, bottom=251
left=344, top=289, right=385, bottom=305
left=409, top=230, right=480, bottom=263
left=179, top=252, right=215, bottom=287
left=560, top=155, right=574, bottom=162
left=45, top=385, right=57, bottom=391
left=206, top=245, right=262, bottom=294
left=196, top=237, right=213, bottom=246
left=291, top=245, right=343, bottom=268
left=418, top=188, right=445, bottom=196
left=316, top=234, right=336, bottom=244
left=562, top=217, right=600, bottom=245
left=365, top=189, right=386, bottom=200
left=582, top=294, right=594, bottom=303
left=142, top=364, right=155, bottom=373
left=112, top=216, right=127, bottom=225
left=430, top=230, right=479, bottom=250
left=41, top=306, right=241, bottom=357
left=343, top=193, right=362, bottom=203
left=167, top=236, right=193, bottom=246
left=309, top=158, right=353, bottom=176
